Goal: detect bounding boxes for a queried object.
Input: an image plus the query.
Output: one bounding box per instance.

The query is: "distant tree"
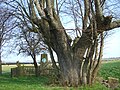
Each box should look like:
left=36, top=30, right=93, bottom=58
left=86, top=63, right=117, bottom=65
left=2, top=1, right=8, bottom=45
left=16, top=25, right=45, bottom=76
left=6, top=0, right=120, bottom=86
left=0, top=1, right=15, bottom=75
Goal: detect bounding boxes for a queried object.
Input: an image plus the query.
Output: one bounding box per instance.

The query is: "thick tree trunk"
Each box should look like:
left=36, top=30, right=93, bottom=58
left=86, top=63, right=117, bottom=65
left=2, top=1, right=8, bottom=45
left=58, top=56, right=80, bottom=86
left=57, top=45, right=103, bottom=86
left=45, top=16, right=100, bottom=86
left=51, top=30, right=103, bottom=86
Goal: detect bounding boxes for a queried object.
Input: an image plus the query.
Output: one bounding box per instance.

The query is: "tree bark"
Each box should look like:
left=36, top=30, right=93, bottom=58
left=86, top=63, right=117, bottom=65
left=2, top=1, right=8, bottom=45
left=32, top=52, right=39, bottom=77
left=58, top=53, right=81, bottom=86
left=91, top=33, right=104, bottom=83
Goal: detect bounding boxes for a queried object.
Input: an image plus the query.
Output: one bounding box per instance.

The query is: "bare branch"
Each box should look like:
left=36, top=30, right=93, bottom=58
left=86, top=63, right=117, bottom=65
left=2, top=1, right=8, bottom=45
left=77, top=0, right=84, bottom=27
left=83, top=0, right=90, bottom=30
left=100, top=0, right=106, bottom=7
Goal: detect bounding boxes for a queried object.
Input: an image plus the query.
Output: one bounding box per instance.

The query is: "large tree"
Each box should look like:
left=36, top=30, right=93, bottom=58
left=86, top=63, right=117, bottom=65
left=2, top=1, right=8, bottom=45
left=7, top=0, right=120, bottom=86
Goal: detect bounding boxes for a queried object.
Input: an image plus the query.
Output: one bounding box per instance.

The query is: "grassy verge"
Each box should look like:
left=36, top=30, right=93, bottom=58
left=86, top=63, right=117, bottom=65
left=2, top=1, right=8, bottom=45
left=0, top=74, right=109, bottom=90
left=0, top=61, right=120, bottom=90
left=0, top=73, right=109, bottom=90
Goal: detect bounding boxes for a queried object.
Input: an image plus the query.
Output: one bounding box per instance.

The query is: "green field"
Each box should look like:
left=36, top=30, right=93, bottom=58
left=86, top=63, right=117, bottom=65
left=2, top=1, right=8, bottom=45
left=99, top=61, right=120, bottom=81
left=0, top=61, right=120, bottom=90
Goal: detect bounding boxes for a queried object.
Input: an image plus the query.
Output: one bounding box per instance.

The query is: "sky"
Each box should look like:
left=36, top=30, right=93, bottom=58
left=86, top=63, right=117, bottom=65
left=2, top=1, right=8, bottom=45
left=103, top=28, right=120, bottom=58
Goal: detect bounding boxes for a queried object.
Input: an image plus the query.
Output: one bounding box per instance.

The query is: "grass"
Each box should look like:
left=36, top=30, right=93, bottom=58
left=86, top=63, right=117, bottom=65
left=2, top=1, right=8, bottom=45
left=99, top=61, right=120, bottom=81
left=0, top=73, right=53, bottom=90
left=0, top=74, right=108, bottom=90
left=0, top=73, right=109, bottom=90
left=0, top=61, right=120, bottom=90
